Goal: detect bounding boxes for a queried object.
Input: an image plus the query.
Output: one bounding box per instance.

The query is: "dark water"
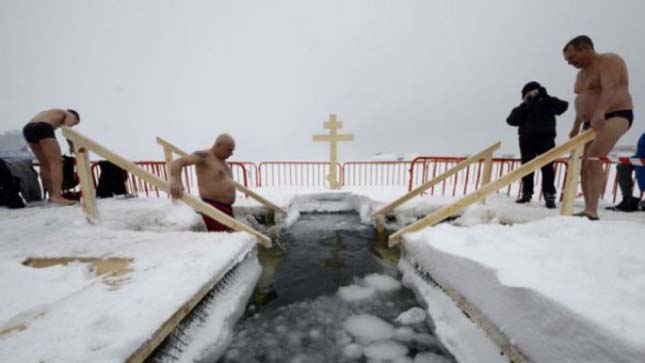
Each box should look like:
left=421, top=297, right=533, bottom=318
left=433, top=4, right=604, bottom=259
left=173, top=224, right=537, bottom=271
left=217, top=212, right=455, bottom=363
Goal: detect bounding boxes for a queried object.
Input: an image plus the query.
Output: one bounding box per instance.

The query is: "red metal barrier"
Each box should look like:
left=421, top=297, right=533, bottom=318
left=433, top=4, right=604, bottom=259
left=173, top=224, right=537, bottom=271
left=78, top=158, right=632, bottom=202
left=258, top=162, right=342, bottom=187
left=408, top=156, right=576, bottom=200
left=342, top=161, right=412, bottom=186
left=90, top=161, right=252, bottom=197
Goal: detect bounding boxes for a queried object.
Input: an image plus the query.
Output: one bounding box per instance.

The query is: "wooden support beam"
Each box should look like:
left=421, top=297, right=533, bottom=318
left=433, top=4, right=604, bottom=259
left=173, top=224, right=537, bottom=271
left=479, top=152, right=494, bottom=205
left=62, top=127, right=271, bottom=247
left=155, top=137, right=287, bottom=216
left=73, top=144, right=99, bottom=224
left=371, top=142, right=501, bottom=218
left=389, top=130, right=596, bottom=246
left=560, top=144, right=584, bottom=216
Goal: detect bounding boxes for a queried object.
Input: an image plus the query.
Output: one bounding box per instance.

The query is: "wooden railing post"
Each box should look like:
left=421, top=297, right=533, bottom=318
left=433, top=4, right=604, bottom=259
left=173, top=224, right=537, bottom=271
left=479, top=152, right=494, bottom=205
left=73, top=144, right=99, bottom=224
left=371, top=141, right=501, bottom=219
left=62, top=127, right=272, bottom=247
left=388, top=130, right=596, bottom=247
left=560, top=144, right=584, bottom=216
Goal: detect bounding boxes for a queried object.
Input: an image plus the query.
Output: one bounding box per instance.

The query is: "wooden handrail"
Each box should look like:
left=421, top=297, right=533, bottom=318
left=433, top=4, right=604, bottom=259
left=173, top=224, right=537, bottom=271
left=61, top=127, right=271, bottom=247
left=371, top=141, right=501, bottom=218
left=155, top=137, right=287, bottom=216
left=388, top=129, right=596, bottom=246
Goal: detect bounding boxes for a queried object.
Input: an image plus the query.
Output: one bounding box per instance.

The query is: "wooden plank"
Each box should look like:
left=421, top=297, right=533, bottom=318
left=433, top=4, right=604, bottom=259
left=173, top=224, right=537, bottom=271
left=389, top=130, right=596, bottom=246
left=63, top=127, right=271, bottom=247
left=312, top=134, right=355, bottom=142
left=560, top=144, right=584, bottom=216
left=371, top=142, right=501, bottom=217
left=156, top=137, right=287, bottom=215
left=479, top=152, right=494, bottom=205
left=74, top=144, right=99, bottom=223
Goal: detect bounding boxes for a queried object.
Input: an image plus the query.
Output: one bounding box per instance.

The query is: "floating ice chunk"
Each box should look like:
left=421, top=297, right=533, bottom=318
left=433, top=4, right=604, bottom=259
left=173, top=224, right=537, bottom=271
left=342, top=343, right=364, bottom=360
left=275, top=325, right=288, bottom=333
left=363, top=273, right=402, bottom=292
left=335, top=329, right=352, bottom=345
left=309, top=329, right=322, bottom=339
left=287, top=331, right=303, bottom=347
left=338, top=284, right=376, bottom=302
left=395, top=307, right=426, bottom=325
left=393, top=356, right=414, bottom=363
left=364, top=340, right=409, bottom=360
left=413, top=333, right=437, bottom=348
left=344, top=314, right=395, bottom=342
left=394, top=326, right=415, bottom=342
left=414, top=352, right=452, bottom=363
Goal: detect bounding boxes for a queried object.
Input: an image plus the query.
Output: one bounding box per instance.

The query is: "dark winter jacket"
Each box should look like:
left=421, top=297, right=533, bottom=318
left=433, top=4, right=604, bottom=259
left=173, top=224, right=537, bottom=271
left=506, top=94, right=569, bottom=141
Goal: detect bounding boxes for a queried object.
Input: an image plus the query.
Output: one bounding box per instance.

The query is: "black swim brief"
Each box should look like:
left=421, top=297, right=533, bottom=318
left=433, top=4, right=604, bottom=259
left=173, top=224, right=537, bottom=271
left=582, top=109, right=634, bottom=131
left=22, top=122, right=55, bottom=143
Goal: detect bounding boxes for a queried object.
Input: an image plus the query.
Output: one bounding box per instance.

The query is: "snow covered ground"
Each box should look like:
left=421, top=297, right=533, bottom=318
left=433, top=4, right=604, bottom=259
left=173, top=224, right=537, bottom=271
left=1, top=187, right=644, bottom=363
left=0, top=198, right=258, bottom=363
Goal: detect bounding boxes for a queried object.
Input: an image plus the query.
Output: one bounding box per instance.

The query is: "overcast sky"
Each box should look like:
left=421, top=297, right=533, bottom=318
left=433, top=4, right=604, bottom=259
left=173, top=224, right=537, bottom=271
left=1, top=0, right=644, bottom=161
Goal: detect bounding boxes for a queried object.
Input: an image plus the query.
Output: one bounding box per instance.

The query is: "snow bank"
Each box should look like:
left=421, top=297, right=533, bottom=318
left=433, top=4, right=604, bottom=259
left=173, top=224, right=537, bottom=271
left=404, top=216, right=645, bottom=362
left=0, top=198, right=257, bottom=363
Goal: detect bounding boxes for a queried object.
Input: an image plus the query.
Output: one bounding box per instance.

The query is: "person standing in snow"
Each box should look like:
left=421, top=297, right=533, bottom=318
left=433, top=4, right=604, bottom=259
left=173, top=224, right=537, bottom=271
left=565, top=35, right=634, bottom=220
left=169, top=133, right=237, bottom=232
left=605, top=131, right=645, bottom=212
left=22, top=109, right=81, bottom=206
left=507, top=82, right=569, bottom=208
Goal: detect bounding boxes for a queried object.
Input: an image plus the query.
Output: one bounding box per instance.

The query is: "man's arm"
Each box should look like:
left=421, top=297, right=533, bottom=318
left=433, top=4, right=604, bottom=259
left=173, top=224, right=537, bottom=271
left=569, top=115, right=583, bottom=138
left=591, top=55, right=625, bottom=127
left=168, top=151, right=208, bottom=198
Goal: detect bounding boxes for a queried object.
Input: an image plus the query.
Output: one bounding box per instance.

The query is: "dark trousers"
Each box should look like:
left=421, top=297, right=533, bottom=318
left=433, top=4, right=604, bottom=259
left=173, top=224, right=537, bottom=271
left=519, top=137, right=556, bottom=197
left=616, top=163, right=636, bottom=200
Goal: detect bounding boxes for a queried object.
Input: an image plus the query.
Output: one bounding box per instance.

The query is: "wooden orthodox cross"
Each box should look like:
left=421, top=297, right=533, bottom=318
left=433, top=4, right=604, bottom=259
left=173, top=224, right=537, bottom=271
left=312, top=114, right=354, bottom=189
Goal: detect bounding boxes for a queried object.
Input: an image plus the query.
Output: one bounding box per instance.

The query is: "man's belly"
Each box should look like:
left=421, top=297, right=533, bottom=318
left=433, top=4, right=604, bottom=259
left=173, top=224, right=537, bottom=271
left=198, top=181, right=237, bottom=205
left=576, top=90, right=633, bottom=120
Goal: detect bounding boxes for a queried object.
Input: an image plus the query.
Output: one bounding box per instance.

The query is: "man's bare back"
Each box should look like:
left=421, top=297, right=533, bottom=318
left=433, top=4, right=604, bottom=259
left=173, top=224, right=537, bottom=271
left=29, top=109, right=77, bottom=129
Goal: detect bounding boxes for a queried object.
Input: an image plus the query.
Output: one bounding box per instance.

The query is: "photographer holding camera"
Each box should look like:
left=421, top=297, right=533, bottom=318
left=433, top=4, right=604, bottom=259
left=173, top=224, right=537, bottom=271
left=507, top=81, right=569, bottom=208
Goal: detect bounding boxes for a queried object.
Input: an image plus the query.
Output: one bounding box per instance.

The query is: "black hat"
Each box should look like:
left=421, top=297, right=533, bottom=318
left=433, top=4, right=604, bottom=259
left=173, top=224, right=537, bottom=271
left=521, top=81, right=541, bottom=98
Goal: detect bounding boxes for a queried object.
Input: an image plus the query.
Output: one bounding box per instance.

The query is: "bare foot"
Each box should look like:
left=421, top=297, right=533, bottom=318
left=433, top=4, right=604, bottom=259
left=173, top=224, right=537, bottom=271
left=49, top=196, right=76, bottom=206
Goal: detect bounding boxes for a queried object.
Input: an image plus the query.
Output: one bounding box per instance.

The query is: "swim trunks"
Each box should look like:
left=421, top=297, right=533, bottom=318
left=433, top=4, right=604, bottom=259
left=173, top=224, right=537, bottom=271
left=201, top=198, right=234, bottom=232
left=582, top=109, right=633, bottom=130
left=22, top=122, right=55, bottom=143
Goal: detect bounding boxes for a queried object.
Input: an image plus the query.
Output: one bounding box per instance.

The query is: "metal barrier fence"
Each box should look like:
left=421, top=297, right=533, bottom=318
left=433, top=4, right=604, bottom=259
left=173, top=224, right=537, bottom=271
left=79, top=158, right=633, bottom=202
left=258, top=161, right=342, bottom=187
left=89, top=161, right=253, bottom=197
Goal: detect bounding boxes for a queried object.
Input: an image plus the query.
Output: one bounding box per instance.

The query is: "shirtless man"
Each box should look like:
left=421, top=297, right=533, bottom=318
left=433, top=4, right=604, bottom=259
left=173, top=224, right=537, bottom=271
left=169, top=134, right=237, bottom=231
left=22, top=109, right=81, bottom=206
left=565, top=35, right=634, bottom=220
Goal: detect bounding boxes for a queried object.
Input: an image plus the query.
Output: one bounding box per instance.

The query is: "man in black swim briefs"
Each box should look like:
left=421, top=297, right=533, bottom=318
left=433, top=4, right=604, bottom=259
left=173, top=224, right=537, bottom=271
left=22, top=109, right=81, bottom=206
left=565, top=35, right=634, bottom=220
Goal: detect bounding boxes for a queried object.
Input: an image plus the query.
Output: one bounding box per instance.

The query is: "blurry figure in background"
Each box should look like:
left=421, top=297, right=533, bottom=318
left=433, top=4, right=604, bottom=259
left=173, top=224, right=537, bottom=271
left=507, top=81, right=569, bottom=208
left=606, top=131, right=645, bottom=212
left=22, top=109, right=80, bottom=206
left=169, top=133, right=237, bottom=232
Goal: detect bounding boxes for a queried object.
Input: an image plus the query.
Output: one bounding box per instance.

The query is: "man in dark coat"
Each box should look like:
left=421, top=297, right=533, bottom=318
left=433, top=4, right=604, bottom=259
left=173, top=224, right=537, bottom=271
left=507, top=81, right=569, bottom=208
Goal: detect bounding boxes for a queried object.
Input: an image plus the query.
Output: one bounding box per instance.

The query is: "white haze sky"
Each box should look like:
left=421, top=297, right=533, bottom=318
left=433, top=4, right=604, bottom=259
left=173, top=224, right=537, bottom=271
left=1, top=0, right=644, bottom=161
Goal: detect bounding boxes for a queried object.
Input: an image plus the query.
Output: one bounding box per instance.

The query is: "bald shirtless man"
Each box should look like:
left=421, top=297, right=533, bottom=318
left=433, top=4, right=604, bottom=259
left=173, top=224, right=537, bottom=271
left=169, top=134, right=237, bottom=231
left=22, top=109, right=81, bottom=206
left=565, top=35, right=634, bottom=220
